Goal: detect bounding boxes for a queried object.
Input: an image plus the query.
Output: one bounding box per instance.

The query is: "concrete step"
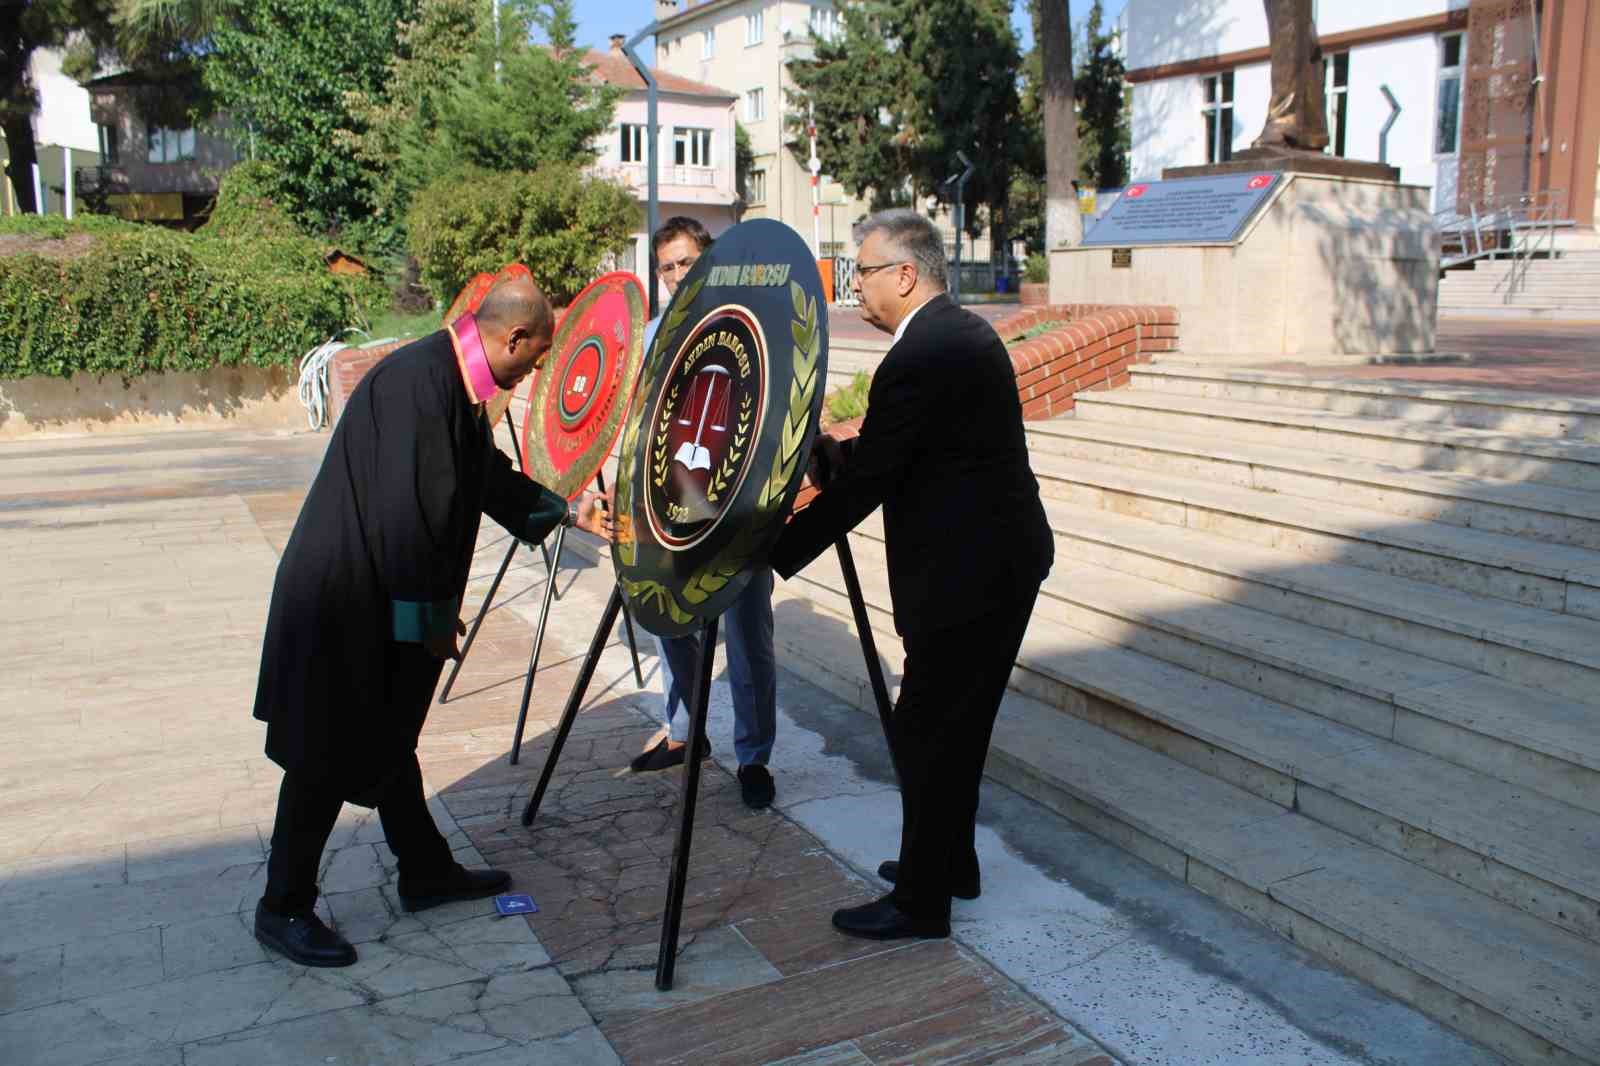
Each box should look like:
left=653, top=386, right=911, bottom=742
left=781, top=543, right=1600, bottom=947
left=1129, top=364, right=1600, bottom=440
left=1074, top=389, right=1600, bottom=490
left=1036, top=562, right=1600, bottom=819
left=1037, top=495, right=1600, bottom=701
left=1026, top=450, right=1600, bottom=620
left=1438, top=305, right=1600, bottom=321
left=1024, top=417, right=1600, bottom=551
left=767, top=568, right=1600, bottom=1064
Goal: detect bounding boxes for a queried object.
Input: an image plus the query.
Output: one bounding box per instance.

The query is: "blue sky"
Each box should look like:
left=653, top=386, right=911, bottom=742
left=569, top=1, right=1128, bottom=60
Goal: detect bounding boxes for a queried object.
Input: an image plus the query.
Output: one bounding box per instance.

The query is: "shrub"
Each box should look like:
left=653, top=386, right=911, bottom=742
left=200, top=160, right=302, bottom=240
left=823, top=370, right=872, bottom=424
left=0, top=216, right=382, bottom=381
left=406, top=164, right=641, bottom=306
left=1023, top=253, right=1049, bottom=284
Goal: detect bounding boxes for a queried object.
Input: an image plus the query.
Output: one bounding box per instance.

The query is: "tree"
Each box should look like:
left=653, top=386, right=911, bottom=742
left=202, top=0, right=416, bottom=234
left=734, top=121, right=754, bottom=209
left=1074, top=0, right=1127, bottom=189
left=786, top=0, right=1027, bottom=256
left=339, top=0, right=618, bottom=243
left=2, top=1, right=120, bottom=214
left=784, top=1, right=910, bottom=213
left=1038, top=0, right=1081, bottom=249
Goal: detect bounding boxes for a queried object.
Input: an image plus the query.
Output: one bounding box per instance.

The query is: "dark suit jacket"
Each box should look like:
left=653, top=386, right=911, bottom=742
left=770, top=294, right=1053, bottom=639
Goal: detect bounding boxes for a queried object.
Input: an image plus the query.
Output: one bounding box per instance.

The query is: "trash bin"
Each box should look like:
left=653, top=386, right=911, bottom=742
left=995, top=276, right=1010, bottom=294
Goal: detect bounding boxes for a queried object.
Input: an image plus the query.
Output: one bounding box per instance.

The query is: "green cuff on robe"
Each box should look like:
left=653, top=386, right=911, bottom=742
left=392, top=596, right=460, bottom=643
left=521, top=487, right=568, bottom=545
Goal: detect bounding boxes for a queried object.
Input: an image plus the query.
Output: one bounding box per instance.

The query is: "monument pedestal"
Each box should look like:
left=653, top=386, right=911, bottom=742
left=1052, top=170, right=1438, bottom=361
left=1165, top=147, right=1400, bottom=184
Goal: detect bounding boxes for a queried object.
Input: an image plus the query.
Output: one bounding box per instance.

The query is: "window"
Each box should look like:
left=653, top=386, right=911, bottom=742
left=674, top=127, right=713, bottom=167
left=809, top=6, right=840, bottom=40
left=96, top=123, right=119, bottom=165
left=747, top=168, right=767, bottom=203
left=1201, top=72, right=1234, bottom=164
left=701, top=27, right=715, bottom=59
left=1436, top=32, right=1464, bottom=155
left=1326, top=52, right=1349, bottom=158
left=745, top=88, right=765, bottom=122
left=620, top=123, right=647, bottom=163
left=146, top=125, right=195, bottom=164
left=746, top=12, right=763, bottom=46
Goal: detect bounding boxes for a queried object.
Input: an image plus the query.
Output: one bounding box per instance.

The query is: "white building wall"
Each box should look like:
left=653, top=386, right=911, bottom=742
left=1126, top=0, right=1460, bottom=203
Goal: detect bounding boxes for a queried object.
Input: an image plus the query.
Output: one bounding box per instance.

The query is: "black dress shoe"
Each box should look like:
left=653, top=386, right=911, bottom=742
left=254, top=900, right=357, bottom=967
left=628, top=734, right=711, bottom=773
left=831, top=895, right=949, bottom=941
left=737, top=764, right=776, bottom=809
left=398, top=864, right=511, bottom=913
left=877, top=860, right=980, bottom=900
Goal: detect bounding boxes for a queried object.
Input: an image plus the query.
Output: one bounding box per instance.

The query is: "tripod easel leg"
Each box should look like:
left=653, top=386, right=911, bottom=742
left=509, top=523, right=566, bottom=765
left=540, top=540, right=562, bottom=602
left=834, top=538, right=896, bottom=775
left=591, top=469, right=646, bottom=688
left=439, top=538, right=520, bottom=703
left=521, top=585, right=625, bottom=826
left=655, top=618, right=718, bottom=991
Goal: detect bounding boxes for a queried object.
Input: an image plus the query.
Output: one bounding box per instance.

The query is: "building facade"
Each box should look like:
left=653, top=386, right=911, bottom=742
left=1, top=50, right=101, bottom=216
left=1124, top=0, right=1599, bottom=231
left=585, top=39, right=741, bottom=302
left=650, top=0, right=871, bottom=258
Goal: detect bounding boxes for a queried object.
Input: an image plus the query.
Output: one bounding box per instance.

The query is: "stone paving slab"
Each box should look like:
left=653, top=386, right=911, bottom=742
left=0, top=425, right=1512, bottom=1066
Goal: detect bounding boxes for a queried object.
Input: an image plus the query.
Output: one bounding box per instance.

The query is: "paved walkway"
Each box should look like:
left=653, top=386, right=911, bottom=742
left=0, top=425, right=1502, bottom=1066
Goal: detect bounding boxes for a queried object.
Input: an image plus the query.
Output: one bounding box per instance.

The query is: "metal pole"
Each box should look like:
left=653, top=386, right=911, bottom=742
left=594, top=467, right=645, bottom=688
left=62, top=146, right=72, bottom=220
left=655, top=617, right=718, bottom=990
left=808, top=102, right=822, bottom=256
left=622, top=25, right=661, bottom=317
left=509, top=523, right=566, bottom=765
left=438, top=538, right=519, bottom=702
left=31, top=162, right=43, bottom=216
left=521, top=586, right=625, bottom=826
left=834, top=538, right=897, bottom=780
left=1378, top=85, right=1401, bottom=166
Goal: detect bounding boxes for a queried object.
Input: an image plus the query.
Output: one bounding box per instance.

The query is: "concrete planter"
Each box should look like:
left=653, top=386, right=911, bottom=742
left=0, top=365, right=305, bottom=438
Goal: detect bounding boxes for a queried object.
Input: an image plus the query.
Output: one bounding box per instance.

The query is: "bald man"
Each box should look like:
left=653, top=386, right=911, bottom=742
left=252, top=277, right=603, bottom=967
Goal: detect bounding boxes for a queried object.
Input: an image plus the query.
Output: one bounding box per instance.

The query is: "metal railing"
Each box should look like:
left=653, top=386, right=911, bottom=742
left=1435, top=188, right=1569, bottom=277
left=1499, top=188, right=1566, bottom=298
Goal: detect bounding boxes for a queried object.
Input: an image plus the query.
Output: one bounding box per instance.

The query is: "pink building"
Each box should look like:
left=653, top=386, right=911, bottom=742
left=586, top=38, right=740, bottom=303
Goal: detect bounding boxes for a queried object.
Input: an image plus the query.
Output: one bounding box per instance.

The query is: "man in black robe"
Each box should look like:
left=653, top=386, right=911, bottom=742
left=771, top=210, right=1053, bottom=940
left=252, top=275, right=602, bottom=967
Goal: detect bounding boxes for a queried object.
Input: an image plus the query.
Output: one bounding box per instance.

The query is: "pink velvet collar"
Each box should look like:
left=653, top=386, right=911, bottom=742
left=447, top=312, right=502, bottom=408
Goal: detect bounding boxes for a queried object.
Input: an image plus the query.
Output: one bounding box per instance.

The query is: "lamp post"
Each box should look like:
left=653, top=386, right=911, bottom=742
left=622, top=24, right=661, bottom=317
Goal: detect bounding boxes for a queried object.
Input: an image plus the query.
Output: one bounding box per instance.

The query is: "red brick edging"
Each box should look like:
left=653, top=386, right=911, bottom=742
left=994, top=304, right=1180, bottom=420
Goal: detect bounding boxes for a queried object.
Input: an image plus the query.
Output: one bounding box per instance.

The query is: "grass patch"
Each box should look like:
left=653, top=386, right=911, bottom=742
left=1005, top=319, right=1071, bottom=346
left=823, top=370, right=871, bottom=425
left=365, top=307, right=442, bottom=343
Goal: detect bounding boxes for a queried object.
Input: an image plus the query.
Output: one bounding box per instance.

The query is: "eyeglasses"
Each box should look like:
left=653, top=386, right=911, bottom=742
left=658, top=254, right=699, bottom=277
left=855, top=260, right=907, bottom=278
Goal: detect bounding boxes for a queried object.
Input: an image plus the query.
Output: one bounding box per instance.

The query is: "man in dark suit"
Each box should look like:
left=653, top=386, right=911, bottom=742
left=770, top=210, right=1054, bottom=941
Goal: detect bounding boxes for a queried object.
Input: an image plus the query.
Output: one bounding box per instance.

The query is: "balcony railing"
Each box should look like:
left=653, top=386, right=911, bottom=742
left=614, top=163, right=720, bottom=189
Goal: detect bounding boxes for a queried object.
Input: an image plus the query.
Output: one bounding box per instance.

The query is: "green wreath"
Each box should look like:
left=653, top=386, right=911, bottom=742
left=616, top=280, right=821, bottom=624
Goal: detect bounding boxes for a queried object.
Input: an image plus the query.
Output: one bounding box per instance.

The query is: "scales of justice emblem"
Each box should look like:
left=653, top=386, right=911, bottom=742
left=644, top=306, right=767, bottom=551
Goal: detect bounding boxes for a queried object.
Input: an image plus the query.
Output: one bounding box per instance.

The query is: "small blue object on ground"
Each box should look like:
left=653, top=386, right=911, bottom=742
left=494, top=893, right=538, bottom=915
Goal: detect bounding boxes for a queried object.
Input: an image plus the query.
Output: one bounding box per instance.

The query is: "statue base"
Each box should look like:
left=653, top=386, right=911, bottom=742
left=1164, top=147, right=1400, bottom=184
left=1051, top=172, right=1437, bottom=359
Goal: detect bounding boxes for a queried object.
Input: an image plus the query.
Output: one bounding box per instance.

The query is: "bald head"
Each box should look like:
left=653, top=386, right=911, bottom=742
left=475, top=275, right=554, bottom=389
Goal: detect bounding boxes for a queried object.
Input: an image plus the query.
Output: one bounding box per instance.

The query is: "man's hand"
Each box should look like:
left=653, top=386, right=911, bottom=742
left=806, top=433, right=848, bottom=488
left=424, top=618, right=467, bottom=661
left=573, top=490, right=613, bottom=541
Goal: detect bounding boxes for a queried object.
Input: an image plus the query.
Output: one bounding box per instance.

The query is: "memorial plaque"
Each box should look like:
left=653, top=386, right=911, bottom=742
left=612, top=219, right=828, bottom=637
left=519, top=272, right=647, bottom=500
left=1111, top=248, right=1132, bottom=268
left=1082, top=172, right=1280, bottom=246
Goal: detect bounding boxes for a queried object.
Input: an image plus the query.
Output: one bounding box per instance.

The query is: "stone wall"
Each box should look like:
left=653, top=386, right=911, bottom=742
left=0, top=364, right=306, bottom=438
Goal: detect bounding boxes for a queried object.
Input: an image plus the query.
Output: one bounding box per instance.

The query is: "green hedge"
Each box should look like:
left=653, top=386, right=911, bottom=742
left=407, top=164, right=641, bottom=307
left=0, top=215, right=382, bottom=381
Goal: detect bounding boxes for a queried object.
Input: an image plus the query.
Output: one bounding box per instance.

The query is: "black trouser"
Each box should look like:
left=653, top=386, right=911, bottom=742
left=262, top=754, right=454, bottom=915
left=888, top=588, right=1038, bottom=920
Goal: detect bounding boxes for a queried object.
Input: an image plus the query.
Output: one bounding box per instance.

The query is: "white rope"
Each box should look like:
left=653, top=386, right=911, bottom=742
left=296, top=328, right=372, bottom=430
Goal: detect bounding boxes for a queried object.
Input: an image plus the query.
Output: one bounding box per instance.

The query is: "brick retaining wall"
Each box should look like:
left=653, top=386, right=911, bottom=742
left=995, top=304, right=1179, bottom=419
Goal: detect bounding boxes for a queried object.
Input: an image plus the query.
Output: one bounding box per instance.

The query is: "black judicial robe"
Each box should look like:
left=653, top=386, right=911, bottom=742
left=253, top=330, right=564, bottom=796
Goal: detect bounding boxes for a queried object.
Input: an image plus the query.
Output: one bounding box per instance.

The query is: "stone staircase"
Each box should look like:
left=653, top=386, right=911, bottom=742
left=766, top=364, right=1600, bottom=1065
left=1440, top=250, right=1600, bottom=319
